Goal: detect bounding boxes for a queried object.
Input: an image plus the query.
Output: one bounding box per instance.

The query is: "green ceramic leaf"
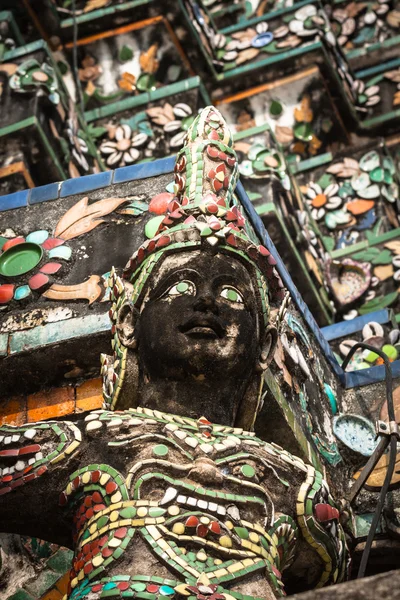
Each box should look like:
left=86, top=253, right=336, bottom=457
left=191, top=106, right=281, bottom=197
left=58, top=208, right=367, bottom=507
left=87, top=124, right=108, bottom=139
left=352, top=247, right=380, bottom=261
left=359, top=291, right=398, bottom=315
left=57, top=60, right=69, bottom=75
left=371, top=249, right=393, bottom=265
left=137, top=73, right=156, bottom=92
left=318, top=173, right=335, bottom=190
left=119, top=45, right=133, bottom=62
left=260, top=41, right=281, bottom=54
left=323, top=236, right=335, bottom=252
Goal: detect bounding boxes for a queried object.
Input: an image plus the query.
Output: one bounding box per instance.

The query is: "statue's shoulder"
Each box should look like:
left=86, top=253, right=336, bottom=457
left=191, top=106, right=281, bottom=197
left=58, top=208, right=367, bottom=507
left=82, top=406, right=199, bottom=436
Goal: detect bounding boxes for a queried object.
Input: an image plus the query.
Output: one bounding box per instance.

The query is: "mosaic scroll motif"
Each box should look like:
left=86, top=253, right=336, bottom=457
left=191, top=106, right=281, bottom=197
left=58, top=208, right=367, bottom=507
left=52, top=408, right=349, bottom=599
left=0, top=421, right=81, bottom=496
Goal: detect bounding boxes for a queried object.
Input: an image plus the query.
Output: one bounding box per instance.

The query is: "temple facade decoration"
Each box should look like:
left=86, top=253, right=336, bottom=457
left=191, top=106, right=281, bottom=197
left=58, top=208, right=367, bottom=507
left=2, top=3, right=400, bottom=600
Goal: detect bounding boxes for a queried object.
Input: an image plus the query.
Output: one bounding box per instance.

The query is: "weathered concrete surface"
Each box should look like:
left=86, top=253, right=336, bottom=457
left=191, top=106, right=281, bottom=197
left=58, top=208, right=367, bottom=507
left=289, top=570, right=400, bottom=599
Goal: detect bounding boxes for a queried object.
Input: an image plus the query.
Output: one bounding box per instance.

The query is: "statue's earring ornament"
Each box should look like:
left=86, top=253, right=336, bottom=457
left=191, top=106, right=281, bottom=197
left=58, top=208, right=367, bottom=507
left=101, top=267, right=128, bottom=410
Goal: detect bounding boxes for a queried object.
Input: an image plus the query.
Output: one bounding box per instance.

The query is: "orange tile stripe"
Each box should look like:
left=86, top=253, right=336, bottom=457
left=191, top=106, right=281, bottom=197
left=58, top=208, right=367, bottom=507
left=64, top=16, right=164, bottom=48
left=0, top=378, right=103, bottom=425
left=215, top=67, right=319, bottom=106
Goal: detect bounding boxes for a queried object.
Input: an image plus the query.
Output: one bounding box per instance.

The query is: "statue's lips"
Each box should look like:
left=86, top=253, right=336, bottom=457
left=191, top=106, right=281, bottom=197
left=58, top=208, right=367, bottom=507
left=180, top=317, right=225, bottom=339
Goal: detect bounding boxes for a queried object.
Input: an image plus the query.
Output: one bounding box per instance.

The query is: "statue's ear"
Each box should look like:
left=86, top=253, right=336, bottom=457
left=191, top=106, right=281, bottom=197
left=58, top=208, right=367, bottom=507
left=116, top=302, right=140, bottom=349
left=257, top=325, right=278, bottom=372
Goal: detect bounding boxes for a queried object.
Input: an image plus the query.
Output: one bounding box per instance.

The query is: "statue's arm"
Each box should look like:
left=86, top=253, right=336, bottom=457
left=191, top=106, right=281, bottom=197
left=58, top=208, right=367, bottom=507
left=0, top=419, right=83, bottom=547
left=287, top=464, right=350, bottom=589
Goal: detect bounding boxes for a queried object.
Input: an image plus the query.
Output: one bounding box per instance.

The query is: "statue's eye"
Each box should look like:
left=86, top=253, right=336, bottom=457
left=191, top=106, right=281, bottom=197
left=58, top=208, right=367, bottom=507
left=164, top=280, right=196, bottom=298
left=220, top=286, right=244, bottom=303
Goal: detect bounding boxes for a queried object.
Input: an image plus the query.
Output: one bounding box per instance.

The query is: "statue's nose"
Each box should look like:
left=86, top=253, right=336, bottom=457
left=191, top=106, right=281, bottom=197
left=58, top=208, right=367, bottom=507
left=193, top=292, right=218, bottom=313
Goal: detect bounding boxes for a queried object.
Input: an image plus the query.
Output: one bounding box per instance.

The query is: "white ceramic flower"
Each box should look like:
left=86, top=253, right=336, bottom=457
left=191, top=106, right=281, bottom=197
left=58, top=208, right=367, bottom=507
left=100, top=124, right=148, bottom=167
left=306, top=182, right=342, bottom=220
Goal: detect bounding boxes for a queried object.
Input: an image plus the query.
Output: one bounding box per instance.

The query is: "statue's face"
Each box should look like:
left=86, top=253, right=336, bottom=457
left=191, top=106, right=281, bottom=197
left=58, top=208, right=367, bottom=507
left=136, top=251, right=262, bottom=382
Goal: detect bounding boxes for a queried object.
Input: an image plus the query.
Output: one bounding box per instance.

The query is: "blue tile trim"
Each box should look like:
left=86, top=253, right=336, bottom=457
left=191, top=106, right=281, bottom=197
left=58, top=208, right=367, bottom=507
left=321, top=310, right=391, bottom=342
left=0, top=189, right=30, bottom=211
left=30, top=182, right=61, bottom=204
left=113, top=156, right=177, bottom=184
left=345, top=359, right=400, bottom=388
left=60, top=170, right=114, bottom=198
left=236, top=180, right=345, bottom=384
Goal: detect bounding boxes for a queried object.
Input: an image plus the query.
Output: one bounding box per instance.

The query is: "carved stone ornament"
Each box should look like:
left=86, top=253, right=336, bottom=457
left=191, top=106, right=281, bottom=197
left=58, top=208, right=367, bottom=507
left=0, top=108, right=349, bottom=600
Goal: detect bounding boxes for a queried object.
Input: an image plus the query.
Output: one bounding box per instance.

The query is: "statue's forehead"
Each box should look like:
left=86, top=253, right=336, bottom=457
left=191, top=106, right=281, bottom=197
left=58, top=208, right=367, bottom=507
left=149, top=250, right=254, bottom=287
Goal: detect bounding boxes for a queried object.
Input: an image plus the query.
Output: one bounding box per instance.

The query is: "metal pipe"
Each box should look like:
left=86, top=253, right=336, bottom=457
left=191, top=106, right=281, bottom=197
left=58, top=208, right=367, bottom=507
left=340, top=342, right=397, bottom=578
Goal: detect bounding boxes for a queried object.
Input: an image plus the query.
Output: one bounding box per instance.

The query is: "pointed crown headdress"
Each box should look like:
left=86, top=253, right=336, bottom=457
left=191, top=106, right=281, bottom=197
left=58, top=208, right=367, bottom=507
left=102, top=106, right=285, bottom=411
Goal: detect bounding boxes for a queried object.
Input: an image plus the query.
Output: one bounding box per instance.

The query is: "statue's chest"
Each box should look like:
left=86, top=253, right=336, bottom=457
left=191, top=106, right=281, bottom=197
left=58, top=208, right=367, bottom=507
left=64, top=410, right=300, bottom=596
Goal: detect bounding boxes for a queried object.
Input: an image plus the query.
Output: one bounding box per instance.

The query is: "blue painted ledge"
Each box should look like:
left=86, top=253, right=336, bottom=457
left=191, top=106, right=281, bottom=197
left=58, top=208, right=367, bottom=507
left=321, top=309, right=393, bottom=342
left=0, top=156, right=178, bottom=209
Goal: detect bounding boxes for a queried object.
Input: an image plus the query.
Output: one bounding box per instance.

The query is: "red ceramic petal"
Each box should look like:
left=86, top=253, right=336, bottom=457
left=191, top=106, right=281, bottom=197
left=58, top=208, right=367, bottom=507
left=209, top=130, right=219, bottom=141
left=196, top=524, right=208, bottom=537
left=213, top=179, right=223, bottom=193
left=149, top=192, right=174, bottom=215
left=2, top=237, right=25, bottom=252
left=185, top=515, right=199, bottom=527
left=225, top=234, right=238, bottom=248
left=208, top=521, right=221, bottom=534
left=207, top=203, right=219, bottom=214
left=0, top=284, right=14, bottom=303
left=314, top=503, right=339, bottom=522
left=207, top=146, right=219, bottom=159
left=156, top=235, right=171, bottom=249
left=40, top=262, right=62, bottom=274
left=258, top=245, right=270, bottom=257
left=28, top=273, right=49, bottom=290
left=41, top=238, right=64, bottom=250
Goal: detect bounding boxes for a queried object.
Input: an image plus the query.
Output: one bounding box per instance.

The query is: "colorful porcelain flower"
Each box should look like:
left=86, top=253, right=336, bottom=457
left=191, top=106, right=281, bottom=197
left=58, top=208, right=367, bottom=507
left=0, top=230, right=71, bottom=305
left=66, top=118, right=90, bottom=173
left=78, top=55, right=102, bottom=83
left=147, top=102, right=194, bottom=148
left=288, top=4, right=321, bottom=38
left=306, top=182, right=343, bottom=221
left=185, top=583, right=225, bottom=600
left=99, top=124, right=149, bottom=167
left=354, top=80, right=381, bottom=108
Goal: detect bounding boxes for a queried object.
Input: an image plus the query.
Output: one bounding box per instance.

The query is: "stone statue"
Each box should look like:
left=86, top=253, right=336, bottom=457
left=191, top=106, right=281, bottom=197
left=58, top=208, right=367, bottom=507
left=0, top=107, right=349, bottom=600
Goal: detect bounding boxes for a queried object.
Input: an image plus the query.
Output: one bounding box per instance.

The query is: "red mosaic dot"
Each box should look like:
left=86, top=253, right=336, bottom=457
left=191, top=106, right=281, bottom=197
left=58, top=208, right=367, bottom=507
left=114, top=527, right=128, bottom=539
left=102, top=547, right=114, bottom=558
left=92, top=584, right=103, bottom=592
left=105, top=481, right=118, bottom=495
left=196, top=524, right=208, bottom=538
left=209, top=521, right=221, bottom=535
left=92, top=491, right=103, bottom=504
left=117, top=582, right=130, bottom=591
left=94, top=504, right=106, bottom=512
left=185, top=516, right=199, bottom=528
left=85, top=508, right=94, bottom=520
left=147, top=584, right=159, bottom=593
